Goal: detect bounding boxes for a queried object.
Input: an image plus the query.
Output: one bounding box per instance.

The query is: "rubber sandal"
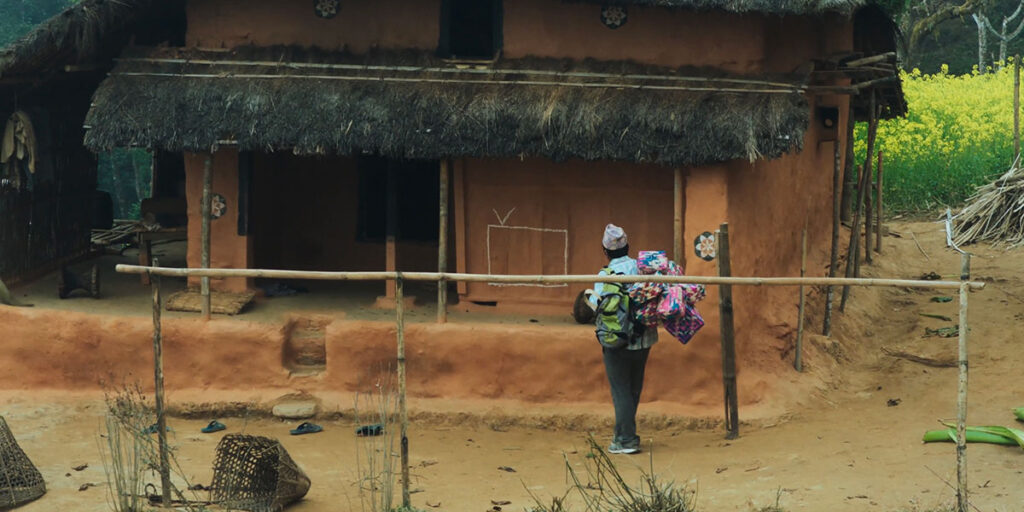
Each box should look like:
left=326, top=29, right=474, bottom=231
left=356, top=424, right=384, bottom=437
left=290, top=422, right=322, bottom=435
left=201, top=420, right=226, bottom=434
left=143, top=423, right=171, bottom=434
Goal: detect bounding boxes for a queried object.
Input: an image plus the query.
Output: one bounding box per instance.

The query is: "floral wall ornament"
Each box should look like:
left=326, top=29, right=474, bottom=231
left=695, top=232, right=716, bottom=261
left=600, top=5, right=628, bottom=29
left=314, top=0, right=339, bottom=19
left=211, top=193, right=227, bottom=220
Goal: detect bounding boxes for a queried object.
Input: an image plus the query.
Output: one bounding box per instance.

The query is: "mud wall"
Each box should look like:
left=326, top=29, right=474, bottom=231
left=185, top=0, right=441, bottom=51
left=185, top=151, right=251, bottom=292
left=455, top=157, right=676, bottom=306
left=0, top=306, right=787, bottom=411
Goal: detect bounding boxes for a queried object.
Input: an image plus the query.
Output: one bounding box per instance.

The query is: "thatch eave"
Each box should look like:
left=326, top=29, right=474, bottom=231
left=565, top=0, right=867, bottom=15
left=84, top=48, right=810, bottom=167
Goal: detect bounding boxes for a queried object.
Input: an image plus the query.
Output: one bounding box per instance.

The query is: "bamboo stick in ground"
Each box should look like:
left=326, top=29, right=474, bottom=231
left=201, top=156, right=213, bottom=320
left=955, top=254, right=971, bottom=512
left=795, top=225, right=807, bottom=372
left=865, top=159, right=874, bottom=263
left=824, top=133, right=842, bottom=336
left=716, top=224, right=739, bottom=439
left=150, top=258, right=172, bottom=506
left=840, top=104, right=856, bottom=223
left=396, top=275, right=410, bottom=508
left=876, top=151, right=884, bottom=252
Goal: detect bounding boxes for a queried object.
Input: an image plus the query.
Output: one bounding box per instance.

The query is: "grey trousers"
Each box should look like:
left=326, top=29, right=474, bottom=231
left=602, top=346, right=651, bottom=448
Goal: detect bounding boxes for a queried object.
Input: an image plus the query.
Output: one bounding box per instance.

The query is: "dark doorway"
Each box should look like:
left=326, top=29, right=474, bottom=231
left=440, top=0, right=502, bottom=59
left=356, top=156, right=440, bottom=243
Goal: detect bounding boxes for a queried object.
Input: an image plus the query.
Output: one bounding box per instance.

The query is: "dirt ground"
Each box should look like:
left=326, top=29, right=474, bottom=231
left=2, top=220, right=1024, bottom=512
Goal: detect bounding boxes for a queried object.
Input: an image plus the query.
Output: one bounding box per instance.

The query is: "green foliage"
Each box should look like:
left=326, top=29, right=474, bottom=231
left=0, top=0, right=74, bottom=48
left=857, top=64, right=1019, bottom=212
left=97, top=149, right=152, bottom=219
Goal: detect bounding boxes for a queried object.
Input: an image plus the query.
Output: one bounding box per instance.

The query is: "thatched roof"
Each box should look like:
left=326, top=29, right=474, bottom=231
left=570, top=0, right=867, bottom=14
left=0, top=0, right=182, bottom=79
left=84, top=48, right=810, bottom=166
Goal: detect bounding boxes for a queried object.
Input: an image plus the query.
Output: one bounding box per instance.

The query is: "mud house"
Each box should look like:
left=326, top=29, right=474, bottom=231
left=0, top=0, right=903, bottom=409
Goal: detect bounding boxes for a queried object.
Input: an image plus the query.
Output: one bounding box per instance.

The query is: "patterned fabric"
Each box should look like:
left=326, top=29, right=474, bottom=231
left=631, top=250, right=706, bottom=345
left=602, top=224, right=628, bottom=250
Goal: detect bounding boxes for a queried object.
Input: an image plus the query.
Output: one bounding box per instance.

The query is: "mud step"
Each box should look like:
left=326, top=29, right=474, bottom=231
left=283, top=317, right=329, bottom=376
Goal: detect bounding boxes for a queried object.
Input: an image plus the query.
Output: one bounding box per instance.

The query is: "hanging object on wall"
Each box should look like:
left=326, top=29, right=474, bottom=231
left=695, top=232, right=716, bottom=261
left=0, top=111, right=37, bottom=191
left=314, top=0, right=339, bottom=19
left=212, top=193, right=228, bottom=220
left=600, top=5, right=628, bottom=29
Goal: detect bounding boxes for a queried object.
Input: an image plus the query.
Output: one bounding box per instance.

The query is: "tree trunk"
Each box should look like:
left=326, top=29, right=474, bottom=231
left=976, top=13, right=989, bottom=73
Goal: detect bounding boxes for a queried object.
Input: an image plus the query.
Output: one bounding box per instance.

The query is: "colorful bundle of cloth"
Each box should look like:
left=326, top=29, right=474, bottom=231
left=628, top=250, right=706, bottom=344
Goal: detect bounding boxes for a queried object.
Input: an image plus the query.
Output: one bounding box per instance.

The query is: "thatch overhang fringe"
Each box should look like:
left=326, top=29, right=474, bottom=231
left=84, top=48, right=809, bottom=166
left=0, top=0, right=182, bottom=79
left=566, top=0, right=867, bottom=15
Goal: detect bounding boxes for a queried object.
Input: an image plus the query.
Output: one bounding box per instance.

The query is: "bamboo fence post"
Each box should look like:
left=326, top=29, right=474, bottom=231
left=841, top=93, right=878, bottom=311
left=876, top=151, right=884, bottom=252
left=840, top=103, right=857, bottom=223
left=396, top=274, right=411, bottom=508
left=956, top=254, right=970, bottom=512
left=201, top=155, right=213, bottom=320
left=1015, top=54, right=1021, bottom=162
left=824, top=133, right=842, bottom=336
left=438, top=159, right=449, bottom=324
left=150, top=258, right=172, bottom=507
left=864, top=161, right=873, bottom=263
left=795, top=226, right=807, bottom=371
left=674, top=168, right=684, bottom=264
left=716, top=223, right=739, bottom=439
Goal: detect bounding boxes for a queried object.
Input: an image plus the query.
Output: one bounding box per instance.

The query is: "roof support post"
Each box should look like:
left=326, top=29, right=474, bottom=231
left=201, top=154, right=213, bottom=320
left=386, top=162, right=398, bottom=299
left=438, top=159, right=450, bottom=324
left=673, top=168, right=685, bottom=265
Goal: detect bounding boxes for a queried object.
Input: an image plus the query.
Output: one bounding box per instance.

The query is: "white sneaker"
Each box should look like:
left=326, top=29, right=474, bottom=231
left=607, top=443, right=640, bottom=454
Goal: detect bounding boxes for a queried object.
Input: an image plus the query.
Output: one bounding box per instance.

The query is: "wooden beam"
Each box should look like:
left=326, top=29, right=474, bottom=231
left=795, top=225, right=807, bottom=372
left=201, top=155, right=213, bottom=320
left=115, top=264, right=987, bottom=290
left=673, top=168, right=684, bottom=264
left=438, top=159, right=450, bottom=323
left=716, top=223, right=739, bottom=439
left=396, top=275, right=411, bottom=508
left=956, top=254, right=971, bottom=512
left=876, top=151, right=884, bottom=252
left=824, top=132, right=842, bottom=337
left=453, top=160, right=468, bottom=296
left=386, top=163, right=398, bottom=299
left=150, top=259, right=172, bottom=506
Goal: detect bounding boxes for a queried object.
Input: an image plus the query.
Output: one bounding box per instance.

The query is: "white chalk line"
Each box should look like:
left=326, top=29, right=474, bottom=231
left=486, top=224, right=569, bottom=288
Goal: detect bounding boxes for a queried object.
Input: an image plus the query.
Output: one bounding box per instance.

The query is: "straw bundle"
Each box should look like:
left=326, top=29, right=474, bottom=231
left=953, top=161, right=1024, bottom=247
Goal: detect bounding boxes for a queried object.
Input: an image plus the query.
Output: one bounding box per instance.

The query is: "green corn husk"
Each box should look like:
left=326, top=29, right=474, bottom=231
left=923, top=429, right=1018, bottom=446
left=938, top=422, right=1024, bottom=448
left=1014, top=407, right=1024, bottom=422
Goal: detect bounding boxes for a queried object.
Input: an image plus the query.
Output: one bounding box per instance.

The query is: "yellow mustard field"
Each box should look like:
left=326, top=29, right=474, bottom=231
left=857, top=63, right=1020, bottom=212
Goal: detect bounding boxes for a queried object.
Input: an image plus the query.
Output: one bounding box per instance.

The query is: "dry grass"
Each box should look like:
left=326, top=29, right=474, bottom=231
left=953, top=159, right=1024, bottom=247
left=353, top=377, right=401, bottom=512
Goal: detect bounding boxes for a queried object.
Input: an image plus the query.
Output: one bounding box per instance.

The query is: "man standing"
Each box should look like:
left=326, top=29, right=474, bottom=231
left=591, top=223, right=656, bottom=454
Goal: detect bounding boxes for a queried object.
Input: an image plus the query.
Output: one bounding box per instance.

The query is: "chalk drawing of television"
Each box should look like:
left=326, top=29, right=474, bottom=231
left=485, top=224, right=569, bottom=288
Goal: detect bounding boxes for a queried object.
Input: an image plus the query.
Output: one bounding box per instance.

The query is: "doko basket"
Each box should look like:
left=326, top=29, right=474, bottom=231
left=0, top=416, right=46, bottom=509
left=211, top=434, right=310, bottom=512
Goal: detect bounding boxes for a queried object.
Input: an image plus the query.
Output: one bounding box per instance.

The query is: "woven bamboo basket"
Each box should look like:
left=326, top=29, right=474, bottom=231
left=0, top=416, right=46, bottom=509
left=211, top=434, right=310, bottom=512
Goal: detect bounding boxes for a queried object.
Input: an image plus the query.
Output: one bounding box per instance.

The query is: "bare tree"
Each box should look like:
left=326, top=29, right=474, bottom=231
left=982, top=1, right=1024, bottom=65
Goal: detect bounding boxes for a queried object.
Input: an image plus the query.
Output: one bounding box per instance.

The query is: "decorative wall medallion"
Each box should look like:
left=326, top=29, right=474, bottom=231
left=211, top=193, right=227, bottom=220
left=314, top=0, right=339, bottom=19
left=600, top=5, right=628, bottom=29
left=694, top=232, right=716, bottom=261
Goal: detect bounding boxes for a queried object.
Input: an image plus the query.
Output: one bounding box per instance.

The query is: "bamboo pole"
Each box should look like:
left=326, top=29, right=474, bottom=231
left=1015, top=54, right=1021, bottom=162
left=840, top=104, right=856, bottom=224
left=438, top=159, right=449, bottom=324
left=114, top=264, right=986, bottom=290
left=201, top=156, right=213, bottom=320
left=795, top=226, right=807, bottom=372
left=673, top=168, right=684, bottom=265
left=956, top=254, right=971, bottom=512
left=150, top=259, right=171, bottom=507
left=716, top=223, right=739, bottom=439
left=111, top=71, right=804, bottom=95
left=864, top=159, right=873, bottom=263
left=396, top=274, right=410, bottom=508
left=876, top=151, right=884, bottom=252
left=824, top=134, right=842, bottom=336
left=842, top=92, right=878, bottom=311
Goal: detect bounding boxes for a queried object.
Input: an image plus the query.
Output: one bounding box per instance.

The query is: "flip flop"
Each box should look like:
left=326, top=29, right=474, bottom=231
left=290, top=422, right=322, bottom=435
left=355, top=424, right=384, bottom=437
left=143, top=423, right=172, bottom=434
left=201, top=420, right=226, bottom=434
